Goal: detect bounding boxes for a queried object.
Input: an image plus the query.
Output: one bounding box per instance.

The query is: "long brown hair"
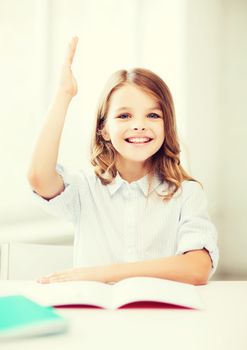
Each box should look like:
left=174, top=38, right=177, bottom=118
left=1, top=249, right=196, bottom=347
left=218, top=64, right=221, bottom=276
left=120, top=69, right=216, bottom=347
left=90, top=68, right=198, bottom=200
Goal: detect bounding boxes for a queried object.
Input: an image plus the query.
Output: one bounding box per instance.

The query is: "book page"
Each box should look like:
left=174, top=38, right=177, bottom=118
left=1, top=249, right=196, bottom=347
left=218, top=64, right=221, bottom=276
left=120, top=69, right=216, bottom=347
left=19, top=281, right=113, bottom=309
left=111, top=277, right=202, bottom=309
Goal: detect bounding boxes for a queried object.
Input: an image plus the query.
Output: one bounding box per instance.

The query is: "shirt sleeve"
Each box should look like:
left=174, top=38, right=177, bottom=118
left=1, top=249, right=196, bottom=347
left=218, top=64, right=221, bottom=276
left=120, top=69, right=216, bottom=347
left=175, top=181, right=219, bottom=279
left=31, top=164, right=81, bottom=223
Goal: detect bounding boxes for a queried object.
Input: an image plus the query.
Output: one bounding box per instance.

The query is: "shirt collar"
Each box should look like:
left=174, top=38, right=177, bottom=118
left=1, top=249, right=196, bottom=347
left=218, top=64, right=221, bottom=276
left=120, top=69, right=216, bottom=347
left=107, top=172, right=168, bottom=197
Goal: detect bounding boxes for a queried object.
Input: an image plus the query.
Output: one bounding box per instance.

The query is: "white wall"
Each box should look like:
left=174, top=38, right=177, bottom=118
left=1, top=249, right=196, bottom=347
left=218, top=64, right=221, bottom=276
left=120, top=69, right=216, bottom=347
left=186, top=0, right=247, bottom=279
left=186, top=0, right=222, bottom=273
left=0, top=0, right=246, bottom=279
left=0, top=0, right=188, bottom=222
left=217, top=0, right=247, bottom=278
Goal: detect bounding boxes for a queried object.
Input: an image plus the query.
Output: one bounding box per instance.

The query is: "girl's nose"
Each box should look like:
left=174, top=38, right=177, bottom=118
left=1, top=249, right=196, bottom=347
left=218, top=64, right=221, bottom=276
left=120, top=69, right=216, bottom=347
left=133, top=127, right=145, bottom=131
left=131, top=117, right=147, bottom=130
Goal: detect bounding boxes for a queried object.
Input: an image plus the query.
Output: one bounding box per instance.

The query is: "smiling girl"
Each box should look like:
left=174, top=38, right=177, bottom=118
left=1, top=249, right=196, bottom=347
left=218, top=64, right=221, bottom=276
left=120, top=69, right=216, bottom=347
left=27, top=37, right=219, bottom=285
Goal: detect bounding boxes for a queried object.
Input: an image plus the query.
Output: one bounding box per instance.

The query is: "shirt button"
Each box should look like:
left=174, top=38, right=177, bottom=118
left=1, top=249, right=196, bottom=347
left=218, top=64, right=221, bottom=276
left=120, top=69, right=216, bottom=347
left=130, top=183, right=137, bottom=189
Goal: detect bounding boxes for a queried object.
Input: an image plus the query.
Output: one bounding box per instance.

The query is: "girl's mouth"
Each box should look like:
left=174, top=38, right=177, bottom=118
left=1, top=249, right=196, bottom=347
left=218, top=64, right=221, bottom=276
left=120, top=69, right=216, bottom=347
left=125, top=137, right=153, bottom=144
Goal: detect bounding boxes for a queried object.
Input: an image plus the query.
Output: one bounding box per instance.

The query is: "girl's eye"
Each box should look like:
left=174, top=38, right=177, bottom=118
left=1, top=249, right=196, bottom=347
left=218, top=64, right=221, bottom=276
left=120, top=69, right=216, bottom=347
left=117, top=114, right=130, bottom=119
left=148, top=113, right=161, bottom=119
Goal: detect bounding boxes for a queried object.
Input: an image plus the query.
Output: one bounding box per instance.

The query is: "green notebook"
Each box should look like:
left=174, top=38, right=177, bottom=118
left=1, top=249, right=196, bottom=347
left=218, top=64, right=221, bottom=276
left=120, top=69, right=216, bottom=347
left=0, top=295, right=68, bottom=339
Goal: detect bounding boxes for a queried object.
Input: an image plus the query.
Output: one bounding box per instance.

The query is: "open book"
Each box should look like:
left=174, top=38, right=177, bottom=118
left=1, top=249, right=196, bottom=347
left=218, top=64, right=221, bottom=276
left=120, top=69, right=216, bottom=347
left=16, top=277, right=202, bottom=310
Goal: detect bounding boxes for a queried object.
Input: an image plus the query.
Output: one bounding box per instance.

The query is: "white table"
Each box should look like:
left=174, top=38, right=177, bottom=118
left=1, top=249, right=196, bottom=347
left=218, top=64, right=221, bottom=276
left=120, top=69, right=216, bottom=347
left=0, top=281, right=246, bottom=350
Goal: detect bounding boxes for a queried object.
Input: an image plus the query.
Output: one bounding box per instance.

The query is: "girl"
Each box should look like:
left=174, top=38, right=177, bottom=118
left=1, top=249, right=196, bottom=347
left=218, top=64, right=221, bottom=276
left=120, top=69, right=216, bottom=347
left=28, top=36, right=219, bottom=285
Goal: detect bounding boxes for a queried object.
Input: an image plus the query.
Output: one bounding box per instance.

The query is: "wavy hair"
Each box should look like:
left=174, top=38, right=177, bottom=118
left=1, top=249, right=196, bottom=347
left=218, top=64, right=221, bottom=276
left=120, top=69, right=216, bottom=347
left=90, top=68, right=198, bottom=200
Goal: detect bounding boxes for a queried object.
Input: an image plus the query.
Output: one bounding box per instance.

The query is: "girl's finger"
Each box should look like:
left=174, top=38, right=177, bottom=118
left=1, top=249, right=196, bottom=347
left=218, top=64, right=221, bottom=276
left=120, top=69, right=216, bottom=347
left=64, top=36, right=79, bottom=66
left=37, top=272, right=59, bottom=283
left=37, top=277, right=51, bottom=284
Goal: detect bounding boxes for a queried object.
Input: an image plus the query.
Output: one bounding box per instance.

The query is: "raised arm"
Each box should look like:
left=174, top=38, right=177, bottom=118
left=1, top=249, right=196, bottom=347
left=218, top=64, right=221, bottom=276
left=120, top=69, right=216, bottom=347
left=27, top=36, right=79, bottom=199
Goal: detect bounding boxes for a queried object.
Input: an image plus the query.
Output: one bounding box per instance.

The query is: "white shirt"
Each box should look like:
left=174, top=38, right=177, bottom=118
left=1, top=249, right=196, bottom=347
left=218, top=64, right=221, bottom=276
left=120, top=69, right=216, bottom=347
left=32, top=164, right=219, bottom=278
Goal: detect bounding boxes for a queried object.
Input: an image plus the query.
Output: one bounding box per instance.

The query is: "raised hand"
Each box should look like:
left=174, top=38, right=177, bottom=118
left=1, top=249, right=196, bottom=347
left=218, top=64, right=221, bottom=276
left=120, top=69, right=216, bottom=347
left=58, top=36, right=79, bottom=97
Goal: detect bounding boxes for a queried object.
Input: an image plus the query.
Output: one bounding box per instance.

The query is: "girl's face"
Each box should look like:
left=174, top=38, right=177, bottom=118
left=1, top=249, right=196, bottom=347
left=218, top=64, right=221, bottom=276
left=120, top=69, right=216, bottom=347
left=102, top=83, right=165, bottom=169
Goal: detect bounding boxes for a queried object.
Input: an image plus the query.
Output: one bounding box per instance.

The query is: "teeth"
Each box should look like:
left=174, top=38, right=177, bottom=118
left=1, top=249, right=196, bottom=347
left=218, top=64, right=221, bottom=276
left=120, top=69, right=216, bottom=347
left=127, top=137, right=151, bottom=143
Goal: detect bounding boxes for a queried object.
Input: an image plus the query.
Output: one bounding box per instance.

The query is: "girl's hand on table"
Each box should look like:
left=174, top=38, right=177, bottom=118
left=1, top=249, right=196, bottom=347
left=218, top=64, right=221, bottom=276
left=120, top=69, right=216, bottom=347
left=37, top=265, right=111, bottom=284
